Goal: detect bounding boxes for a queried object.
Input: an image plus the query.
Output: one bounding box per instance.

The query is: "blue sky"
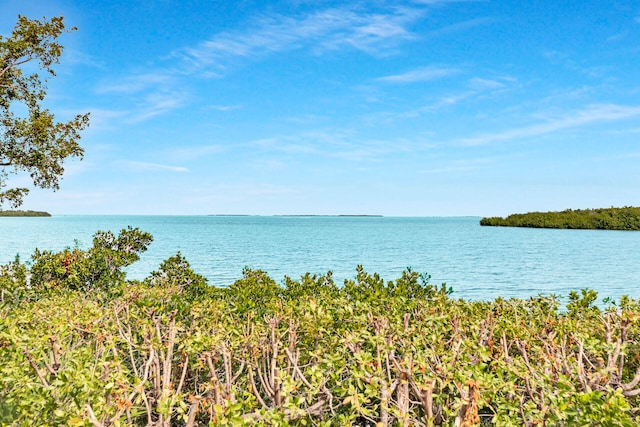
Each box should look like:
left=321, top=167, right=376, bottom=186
left=2, top=0, right=639, bottom=216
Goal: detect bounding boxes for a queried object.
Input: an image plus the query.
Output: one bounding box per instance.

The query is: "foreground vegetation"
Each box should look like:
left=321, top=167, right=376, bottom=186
left=0, top=210, right=51, bottom=217
left=1, top=228, right=640, bottom=426
left=480, top=206, right=640, bottom=230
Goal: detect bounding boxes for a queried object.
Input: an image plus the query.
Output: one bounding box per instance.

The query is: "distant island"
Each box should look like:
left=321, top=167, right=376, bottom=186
left=209, top=214, right=384, bottom=217
left=0, top=210, right=51, bottom=217
left=480, top=206, right=640, bottom=230
left=273, top=214, right=383, bottom=217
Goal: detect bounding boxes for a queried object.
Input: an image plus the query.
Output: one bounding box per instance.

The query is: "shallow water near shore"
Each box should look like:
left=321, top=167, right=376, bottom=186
left=1, top=215, right=638, bottom=303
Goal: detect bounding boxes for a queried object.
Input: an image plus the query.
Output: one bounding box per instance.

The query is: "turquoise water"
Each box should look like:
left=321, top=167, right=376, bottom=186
left=0, top=215, right=638, bottom=302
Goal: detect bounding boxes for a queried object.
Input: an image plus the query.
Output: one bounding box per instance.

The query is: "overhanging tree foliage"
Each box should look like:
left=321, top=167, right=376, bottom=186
left=0, top=15, right=89, bottom=208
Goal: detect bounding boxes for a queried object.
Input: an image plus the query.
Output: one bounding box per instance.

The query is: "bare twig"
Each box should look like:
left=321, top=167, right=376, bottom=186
left=24, top=348, right=49, bottom=387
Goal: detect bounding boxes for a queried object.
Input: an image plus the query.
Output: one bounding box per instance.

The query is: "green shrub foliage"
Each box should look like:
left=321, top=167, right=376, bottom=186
left=0, top=210, right=50, bottom=216
left=480, top=206, right=640, bottom=230
left=1, top=230, right=640, bottom=426
left=28, top=227, right=152, bottom=295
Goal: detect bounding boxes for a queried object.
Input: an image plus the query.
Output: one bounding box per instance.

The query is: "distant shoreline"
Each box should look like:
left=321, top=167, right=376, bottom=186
left=276, top=214, right=383, bottom=217
left=0, top=210, right=51, bottom=217
left=209, top=214, right=384, bottom=217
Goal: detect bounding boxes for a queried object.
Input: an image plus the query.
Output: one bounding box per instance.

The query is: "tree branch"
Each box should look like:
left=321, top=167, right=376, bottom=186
left=24, top=348, right=49, bottom=387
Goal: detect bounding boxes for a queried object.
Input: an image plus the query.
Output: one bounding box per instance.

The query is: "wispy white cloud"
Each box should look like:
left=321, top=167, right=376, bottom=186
left=247, top=157, right=287, bottom=171
left=284, top=114, right=330, bottom=125
left=420, top=156, right=497, bottom=174
left=542, top=50, right=609, bottom=79
left=87, top=3, right=489, bottom=125
left=251, top=136, right=319, bottom=155
left=92, top=72, right=187, bottom=124
left=80, top=108, right=128, bottom=131
left=186, top=183, right=300, bottom=204
left=412, top=0, right=487, bottom=4
left=424, top=91, right=476, bottom=111
left=174, top=6, right=423, bottom=71
left=127, top=92, right=187, bottom=123
left=366, top=79, right=506, bottom=123
left=64, top=49, right=105, bottom=69
left=48, top=190, right=115, bottom=204
left=81, top=94, right=185, bottom=129
left=607, top=30, right=630, bottom=42
left=429, top=17, right=495, bottom=36
left=168, top=145, right=224, bottom=162
left=249, top=129, right=433, bottom=163
left=233, top=183, right=297, bottom=197
left=96, top=73, right=175, bottom=94
left=467, top=77, right=505, bottom=90
left=326, top=8, right=419, bottom=54
left=24, top=190, right=122, bottom=215
left=329, top=145, right=394, bottom=162
left=207, top=104, right=242, bottom=111
left=533, top=86, right=595, bottom=107
left=120, top=161, right=189, bottom=173
left=603, top=127, right=640, bottom=135
left=456, top=104, right=640, bottom=146
left=377, top=66, right=460, bottom=83
left=360, top=90, right=473, bottom=123
left=89, top=3, right=484, bottom=124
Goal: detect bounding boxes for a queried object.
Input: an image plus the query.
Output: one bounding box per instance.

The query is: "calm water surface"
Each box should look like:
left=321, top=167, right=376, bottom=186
left=1, top=215, right=638, bottom=302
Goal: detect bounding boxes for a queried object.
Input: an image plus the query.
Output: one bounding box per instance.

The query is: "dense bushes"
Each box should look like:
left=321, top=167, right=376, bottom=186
left=480, top=206, right=640, bottom=230
left=1, top=229, right=640, bottom=426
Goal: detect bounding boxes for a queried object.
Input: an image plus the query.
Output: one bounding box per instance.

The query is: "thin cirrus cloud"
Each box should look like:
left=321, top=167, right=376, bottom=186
left=92, top=74, right=187, bottom=125
left=95, top=72, right=175, bottom=94
left=90, top=92, right=187, bottom=126
left=85, top=6, right=425, bottom=126
left=167, top=145, right=225, bottom=162
left=412, top=0, right=487, bottom=4
left=127, top=93, right=187, bottom=123
left=80, top=99, right=184, bottom=130
left=89, top=4, right=452, bottom=125
left=207, top=104, right=242, bottom=111
left=377, top=66, right=461, bottom=83
left=428, top=16, right=495, bottom=37
left=120, top=161, right=189, bottom=173
left=187, top=184, right=299, bottom=204
left=251, top=129, right=426, bottom=163
left=456, top=104, right=640, bottom=146
left=420, top=157, right=497, bottom=174
left=467, top=77, right=507, bottom=90
left=174, top=6, right=423, bottom=71
left=365, top=80, right=500, bottom=123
